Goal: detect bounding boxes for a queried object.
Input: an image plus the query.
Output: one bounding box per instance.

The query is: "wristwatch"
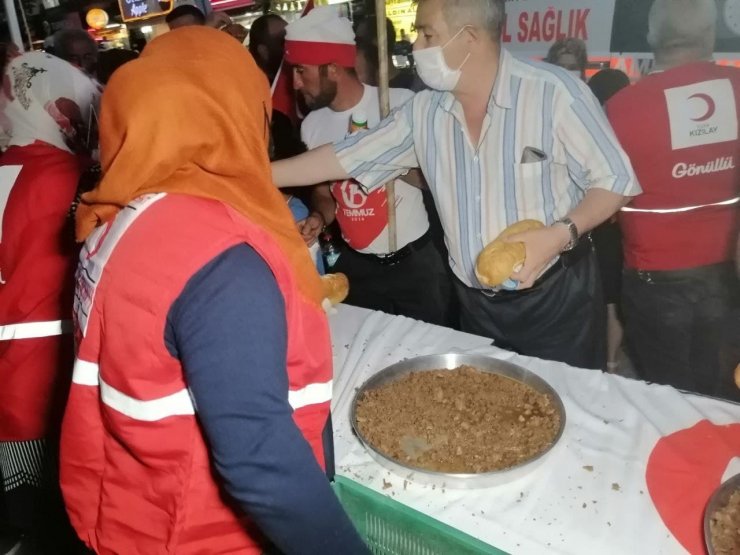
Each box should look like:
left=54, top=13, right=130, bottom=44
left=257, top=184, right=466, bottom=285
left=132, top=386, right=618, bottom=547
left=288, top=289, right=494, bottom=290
left=555, top=217, right=579, bottom=252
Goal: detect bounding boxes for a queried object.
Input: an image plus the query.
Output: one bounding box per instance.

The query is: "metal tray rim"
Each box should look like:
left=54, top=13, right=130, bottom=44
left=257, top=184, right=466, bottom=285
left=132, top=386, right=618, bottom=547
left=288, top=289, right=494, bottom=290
left=704, top=473, right=740, bottom=555
left=350, top=353, right=567, bottom=487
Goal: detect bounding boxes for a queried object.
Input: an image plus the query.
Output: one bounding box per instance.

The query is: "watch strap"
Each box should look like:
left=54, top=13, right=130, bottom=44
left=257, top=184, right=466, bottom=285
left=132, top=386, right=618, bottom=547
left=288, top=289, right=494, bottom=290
left=556, top=217, right=579, bottom=252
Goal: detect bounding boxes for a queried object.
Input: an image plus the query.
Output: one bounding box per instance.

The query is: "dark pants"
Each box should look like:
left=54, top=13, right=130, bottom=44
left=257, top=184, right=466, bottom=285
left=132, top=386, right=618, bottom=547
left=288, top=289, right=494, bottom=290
left=0, top=438, right=90, bottom=554
left=454, top=242, right=606, bottom=370
left=592, top=220, right=623, bottom=306
left=622, top=262, right=740, bottom=400
left=331, top=234, right=451, bottom=326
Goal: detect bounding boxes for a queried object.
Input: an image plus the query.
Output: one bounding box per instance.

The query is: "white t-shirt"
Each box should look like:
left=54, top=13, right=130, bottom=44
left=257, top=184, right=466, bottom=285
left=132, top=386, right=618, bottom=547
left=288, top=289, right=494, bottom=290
left=301, top=84, right=429, bottom=254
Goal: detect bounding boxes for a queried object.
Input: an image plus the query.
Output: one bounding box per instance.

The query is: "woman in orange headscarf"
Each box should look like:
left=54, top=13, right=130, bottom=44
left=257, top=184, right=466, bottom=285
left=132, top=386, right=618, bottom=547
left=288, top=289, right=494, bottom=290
left=60, top=27, right=368, bottom=554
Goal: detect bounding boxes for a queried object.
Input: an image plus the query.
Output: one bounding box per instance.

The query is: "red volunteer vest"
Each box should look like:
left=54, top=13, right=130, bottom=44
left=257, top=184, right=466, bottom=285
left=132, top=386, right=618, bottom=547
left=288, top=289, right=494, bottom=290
left=0, top=144, right=81, bottom=441
left=60, top=194, right=333, bottom=554
left=607, top=62, right=740, bottom=271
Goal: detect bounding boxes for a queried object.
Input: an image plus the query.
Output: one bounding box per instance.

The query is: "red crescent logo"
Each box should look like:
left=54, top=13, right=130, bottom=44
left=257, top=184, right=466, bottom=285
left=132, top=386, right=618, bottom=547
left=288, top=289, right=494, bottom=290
left=646, top=420, right=740, bottom=554
left=689, top=93, right=716, bottom=122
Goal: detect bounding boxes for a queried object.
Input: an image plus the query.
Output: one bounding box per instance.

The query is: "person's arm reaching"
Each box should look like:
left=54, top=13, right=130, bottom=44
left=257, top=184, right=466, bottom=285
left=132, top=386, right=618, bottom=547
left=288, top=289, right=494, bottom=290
left=272, top=99, right=420, bottom=190
left=164, top=244, right=369, bottom=555
left=272, top=144, right=349, bottom=188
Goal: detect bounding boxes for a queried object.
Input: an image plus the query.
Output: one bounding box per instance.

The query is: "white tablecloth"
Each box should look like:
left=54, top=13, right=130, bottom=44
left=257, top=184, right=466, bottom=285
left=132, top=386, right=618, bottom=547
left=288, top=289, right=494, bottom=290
left=329, top=305, right=740, bottom=555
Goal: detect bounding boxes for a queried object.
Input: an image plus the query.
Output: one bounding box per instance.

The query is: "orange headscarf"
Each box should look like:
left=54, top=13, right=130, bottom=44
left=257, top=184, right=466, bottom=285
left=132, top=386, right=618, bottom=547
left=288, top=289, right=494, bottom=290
left=75, top=26, right=323, bottom=305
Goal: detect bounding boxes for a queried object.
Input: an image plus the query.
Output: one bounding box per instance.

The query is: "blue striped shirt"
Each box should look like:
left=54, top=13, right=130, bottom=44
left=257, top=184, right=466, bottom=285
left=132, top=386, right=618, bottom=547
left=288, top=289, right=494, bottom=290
left=334, top=49, right=641, bottom=288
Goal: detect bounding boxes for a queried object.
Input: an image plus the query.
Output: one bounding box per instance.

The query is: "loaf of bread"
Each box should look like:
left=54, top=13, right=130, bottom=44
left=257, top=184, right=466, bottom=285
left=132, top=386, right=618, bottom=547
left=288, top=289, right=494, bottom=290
left=475, top=220, right=545, bottom=287
left=322, top=273, right=349, bottom=305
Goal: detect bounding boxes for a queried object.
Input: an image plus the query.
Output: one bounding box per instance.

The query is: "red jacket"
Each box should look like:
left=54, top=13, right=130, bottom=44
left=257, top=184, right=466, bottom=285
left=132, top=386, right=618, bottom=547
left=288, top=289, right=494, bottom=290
left=608, top=62, right=740, bottom=271
left=60, top=193, right=333, bottom=554
left=0, top=143, right=82, bottom=441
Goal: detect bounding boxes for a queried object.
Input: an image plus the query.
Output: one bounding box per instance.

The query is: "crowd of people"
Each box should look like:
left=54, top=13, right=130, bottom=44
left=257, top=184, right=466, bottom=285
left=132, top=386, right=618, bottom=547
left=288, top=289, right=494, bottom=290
left=0, top=0, right=737, bottom=553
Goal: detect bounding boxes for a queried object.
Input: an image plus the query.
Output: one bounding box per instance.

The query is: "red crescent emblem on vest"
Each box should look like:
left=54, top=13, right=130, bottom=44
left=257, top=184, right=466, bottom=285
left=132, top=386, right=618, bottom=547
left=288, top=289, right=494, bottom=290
left=689, top=93, right=716, bottom=122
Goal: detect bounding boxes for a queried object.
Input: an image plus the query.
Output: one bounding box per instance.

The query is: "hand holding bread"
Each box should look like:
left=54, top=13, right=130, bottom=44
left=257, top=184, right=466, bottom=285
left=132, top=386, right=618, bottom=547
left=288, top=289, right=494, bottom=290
left=475, top=220, right=545, bottom=288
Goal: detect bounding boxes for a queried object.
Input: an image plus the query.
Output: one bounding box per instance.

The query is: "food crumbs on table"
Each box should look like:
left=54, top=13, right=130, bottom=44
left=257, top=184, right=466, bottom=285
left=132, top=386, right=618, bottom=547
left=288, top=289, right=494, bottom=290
left=612, top=483, right=621, bottom=491
left=639, top=490, right=644, bottom=495
left=403, top=480, right=408, bottom=490
left=607, top=522, right=612, bottom=526
left=582, top=465, right=594, bottom=472
left=382, top=479, right=392, bottom=490
left=592, top=500, right=597, bottom=504
left=582, top=503, right=587, bottom=508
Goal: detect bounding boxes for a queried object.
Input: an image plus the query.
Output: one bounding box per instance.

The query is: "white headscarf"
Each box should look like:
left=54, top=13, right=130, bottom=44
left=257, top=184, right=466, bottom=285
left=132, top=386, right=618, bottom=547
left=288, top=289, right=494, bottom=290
left=1, top=51, right=100, bottom=153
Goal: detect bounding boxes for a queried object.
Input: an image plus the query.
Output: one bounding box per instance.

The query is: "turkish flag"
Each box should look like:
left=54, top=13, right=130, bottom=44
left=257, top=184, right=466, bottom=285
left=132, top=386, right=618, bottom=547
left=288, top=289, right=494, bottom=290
left=271, top=0, right=314, bottom=124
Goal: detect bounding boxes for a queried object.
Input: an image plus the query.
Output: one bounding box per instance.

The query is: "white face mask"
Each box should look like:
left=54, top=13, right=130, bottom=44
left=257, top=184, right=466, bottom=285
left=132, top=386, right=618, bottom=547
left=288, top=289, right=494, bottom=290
left=414, top=26, right=471, bottom=91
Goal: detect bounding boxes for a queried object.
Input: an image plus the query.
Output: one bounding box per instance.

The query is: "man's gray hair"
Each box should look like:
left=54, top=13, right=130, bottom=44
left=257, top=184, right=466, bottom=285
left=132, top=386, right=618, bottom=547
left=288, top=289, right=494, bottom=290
left=418, top=0, right=506, bottom=41
left=647, top=0, right=717, bottom=54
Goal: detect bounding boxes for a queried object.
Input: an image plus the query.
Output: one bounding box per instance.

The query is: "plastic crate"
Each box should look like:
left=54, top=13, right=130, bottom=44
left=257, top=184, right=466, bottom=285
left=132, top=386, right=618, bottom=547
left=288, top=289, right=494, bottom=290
left=332, top=475, right=508, bottom=555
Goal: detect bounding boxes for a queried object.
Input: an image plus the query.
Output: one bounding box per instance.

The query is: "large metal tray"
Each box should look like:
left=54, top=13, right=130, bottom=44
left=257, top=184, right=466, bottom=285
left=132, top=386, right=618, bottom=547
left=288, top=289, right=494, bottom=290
left=350, top=353, right=567, bottom=489
left=705, top=473, right=740, bottom=555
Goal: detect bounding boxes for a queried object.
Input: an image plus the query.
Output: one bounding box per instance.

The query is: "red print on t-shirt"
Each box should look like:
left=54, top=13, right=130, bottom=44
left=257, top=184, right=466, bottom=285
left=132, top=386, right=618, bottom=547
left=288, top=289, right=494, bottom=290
left=331, top=179, right=388, bottom=250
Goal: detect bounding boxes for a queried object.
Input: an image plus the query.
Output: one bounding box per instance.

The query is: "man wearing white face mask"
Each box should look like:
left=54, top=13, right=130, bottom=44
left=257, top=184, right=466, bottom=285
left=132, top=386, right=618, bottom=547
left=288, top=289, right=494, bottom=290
left=272, top=0, right=641, bottom=370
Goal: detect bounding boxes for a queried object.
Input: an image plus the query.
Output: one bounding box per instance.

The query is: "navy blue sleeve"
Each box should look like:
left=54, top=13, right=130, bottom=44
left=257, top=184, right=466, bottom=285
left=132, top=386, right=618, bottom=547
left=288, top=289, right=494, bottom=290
left=165, top=244, right=369, bottom=555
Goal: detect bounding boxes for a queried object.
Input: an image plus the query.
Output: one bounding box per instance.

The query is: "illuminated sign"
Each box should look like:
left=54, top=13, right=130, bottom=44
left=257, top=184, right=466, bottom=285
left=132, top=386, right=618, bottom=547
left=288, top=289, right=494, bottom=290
left=118, top=0, right=173, bottom=22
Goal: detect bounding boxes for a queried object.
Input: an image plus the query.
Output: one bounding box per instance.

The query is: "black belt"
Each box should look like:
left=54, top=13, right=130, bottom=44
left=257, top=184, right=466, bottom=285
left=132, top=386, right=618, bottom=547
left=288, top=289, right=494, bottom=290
left=624, top=261, right=735, bottom=284
left=477, top=234, right=593, bottom=299
left=350, top=231, right=432, bottom=266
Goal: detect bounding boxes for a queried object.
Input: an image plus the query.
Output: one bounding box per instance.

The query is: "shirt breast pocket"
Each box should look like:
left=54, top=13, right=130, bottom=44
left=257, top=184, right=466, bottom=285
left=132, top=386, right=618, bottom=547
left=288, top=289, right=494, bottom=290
left=511, top=161, right=550, bottom=219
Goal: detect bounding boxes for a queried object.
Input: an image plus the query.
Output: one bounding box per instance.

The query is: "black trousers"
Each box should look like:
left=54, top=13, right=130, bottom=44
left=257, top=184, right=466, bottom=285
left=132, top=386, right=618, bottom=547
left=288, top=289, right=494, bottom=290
left=454, top=246, right=606, bottom=370
left=331, top=236, right=451, bottom=326
left=0, top=438, right=89, bottom=554
left=622, top=262, right=740, bottom=400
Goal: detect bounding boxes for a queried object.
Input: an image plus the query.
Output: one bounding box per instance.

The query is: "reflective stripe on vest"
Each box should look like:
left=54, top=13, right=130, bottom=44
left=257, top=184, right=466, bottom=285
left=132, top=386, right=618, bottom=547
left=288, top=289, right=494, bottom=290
left=288, top=380, right=333, bottom=410
left=72, top=359, right=195, bottom=421
left=0, top=319, right=72, bottom=341
left=621, top=196, right=739, bottom=214
left=72, top=359, right=332, bottom=421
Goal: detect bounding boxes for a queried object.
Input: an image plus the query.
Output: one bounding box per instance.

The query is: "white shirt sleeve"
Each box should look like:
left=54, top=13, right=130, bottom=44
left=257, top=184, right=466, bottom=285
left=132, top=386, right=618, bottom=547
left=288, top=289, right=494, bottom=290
left=333, top=98, right=420, bottom=193
left=555, top=81, right=642, bottom=197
